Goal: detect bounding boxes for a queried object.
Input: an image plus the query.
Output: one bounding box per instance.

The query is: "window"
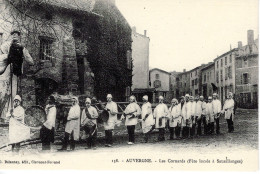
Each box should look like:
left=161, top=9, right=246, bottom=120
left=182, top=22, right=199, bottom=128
left=155, top=74, right=160, bottom=79
left=39, top=36, right=54, bottom=60
left=184, top=83, right=186, bottom=87
left=207, top=72, right=210, bottom=81
left=225, top=57, right=227, bottom=65
left=216, top=71, right=219, bottom=83
left=195, top=70, right=197, bottom=76
left=126, top=50, right=132, bottom=69
left=195, top=78, right=197, bottom=85
left=221, top=59, right=223, bottom=67
left=220, top=70, right=223, bottom=81
left=225, top=67, right=228, bottom=80
left=242, top=73, right=249, bottom=84
left=204, top=74, right=206, bottom=82
left=217, top=61, right=219, bottom=68
left=228, top=66, right=232, bottom=79
left=192, top=80, right=194, bottom=86
left=229, top=54, right=232, bottom=63
left=244, top=58, right=248, bottom=67
left=191, top=73, right=192, bottom=77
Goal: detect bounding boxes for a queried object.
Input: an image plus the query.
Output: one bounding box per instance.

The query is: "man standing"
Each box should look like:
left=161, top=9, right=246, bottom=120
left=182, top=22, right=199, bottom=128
left=223, top=92, right=235, bottom=133
left=40, top=95, right=57, bottom=151
left=6, top=95, right=27, bottom=152
left=59, top=96, right=81, bottom=151
left=0, top=30, right=34, bottom=118
left=121, top=95, right=141, bottom=145
left=206, top=96, right=214, bottom=134
left=154, top=96, right=169, bottom=141
left=195, top=95, right=203, bottom=136
left=182, top=94, right=191, bottom=138
left=189, top=96, right=196, bottom=138
left=81, top=98, right=99, bottom=150
left=179, top=96, right=186, bottom=138
left=200, top=96, right=208, bottom=135
left=140, top=95, right=154, bottom=143
left=104, top=94, right=118, bottom=147
left=168, top=98, right=181, bottom=140
left=212, top=93, right=222, bottom=134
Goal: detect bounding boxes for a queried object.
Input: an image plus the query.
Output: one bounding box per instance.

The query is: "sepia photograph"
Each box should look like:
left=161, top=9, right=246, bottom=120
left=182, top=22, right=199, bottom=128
left=0, top=0, right=258, bottom=171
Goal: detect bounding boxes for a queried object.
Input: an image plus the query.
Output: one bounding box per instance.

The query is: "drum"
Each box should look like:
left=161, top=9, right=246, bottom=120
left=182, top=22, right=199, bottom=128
left=25, top=105, right=46, bottom=127
left=81, top=120, right=96, bottom=137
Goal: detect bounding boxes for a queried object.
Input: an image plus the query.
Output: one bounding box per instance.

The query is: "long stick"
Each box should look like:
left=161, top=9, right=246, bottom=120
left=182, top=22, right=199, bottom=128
left=10, top=63, right=13, bottom=108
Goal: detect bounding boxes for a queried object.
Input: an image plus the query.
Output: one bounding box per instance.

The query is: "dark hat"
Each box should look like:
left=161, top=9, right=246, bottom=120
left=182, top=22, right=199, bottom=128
left=10, top=30, right=21, bottom=36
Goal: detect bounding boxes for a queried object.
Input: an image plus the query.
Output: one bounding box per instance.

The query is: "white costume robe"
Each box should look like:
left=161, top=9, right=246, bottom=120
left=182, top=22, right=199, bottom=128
left=206, top=102, right=214, bottom=123
left=81, top=106, right=99, bottom=126
left=195, top=101, right=203, bottom=119
left=168, top=104, right=181, bottom=128
left=223, top=99, right=235, bottom=121
left=212, top=99, right=222, bottom=118
left=65, top=104, right=81, bottom=141
left=7, top=105, right=30, bottom=143
left=124, top=102, right=141, bottom=126
left=154, top=103, right=169, bottom=129
left=141, top=102, right=154, bottom=133
left=104, top=101, right=118, bottom=130
left=43, top=104, right=57, bottom=130
left=185, top=102, right=192, bottom=127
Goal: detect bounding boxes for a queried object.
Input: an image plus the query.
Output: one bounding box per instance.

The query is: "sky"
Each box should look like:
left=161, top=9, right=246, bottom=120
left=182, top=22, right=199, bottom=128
left=116, top=0, right=259, bottom=72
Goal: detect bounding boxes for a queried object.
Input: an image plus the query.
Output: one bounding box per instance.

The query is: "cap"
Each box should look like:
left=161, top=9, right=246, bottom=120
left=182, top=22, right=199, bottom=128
left=142, top=95, right=148, bottom=101
left=107, top=94, right=112, bottom=98
left=208, top=96, right=212, bottom=100
left=213, top=93, right=217, bottom=96
left=159, top=96, right=164, bottom=100
left=13, top=95, right=21, bottom=102
left=10, top=30, right=21, bottom=36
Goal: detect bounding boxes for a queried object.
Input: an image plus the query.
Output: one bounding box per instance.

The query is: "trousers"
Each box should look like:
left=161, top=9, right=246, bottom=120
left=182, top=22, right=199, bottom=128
left=105, top=130, right=113, bottom=145
left=127, top=125, right=135, bottom=143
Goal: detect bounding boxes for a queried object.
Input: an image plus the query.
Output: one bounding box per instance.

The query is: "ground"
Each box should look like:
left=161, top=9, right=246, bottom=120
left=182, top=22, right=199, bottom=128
left=0, top=108, right=258, bottom=156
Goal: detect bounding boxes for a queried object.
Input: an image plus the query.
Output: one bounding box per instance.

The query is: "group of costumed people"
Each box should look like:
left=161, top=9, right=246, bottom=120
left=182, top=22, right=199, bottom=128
left=7, top=91, right=235, bottom=152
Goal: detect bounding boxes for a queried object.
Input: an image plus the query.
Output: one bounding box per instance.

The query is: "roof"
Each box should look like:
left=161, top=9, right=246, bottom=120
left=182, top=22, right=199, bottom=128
left=149, top=68, right=170, bottom=75
left=12, top=0, right=96, bottom=14
left=201, top=62, right=214, bottom=71
left=132, top=88, right=156, bottom=94
left=214, top=48, right=238, bottom=62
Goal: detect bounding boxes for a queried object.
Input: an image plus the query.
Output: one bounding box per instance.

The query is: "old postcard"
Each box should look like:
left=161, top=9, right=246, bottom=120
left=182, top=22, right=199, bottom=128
left=0, top=0, right=258, bottom=171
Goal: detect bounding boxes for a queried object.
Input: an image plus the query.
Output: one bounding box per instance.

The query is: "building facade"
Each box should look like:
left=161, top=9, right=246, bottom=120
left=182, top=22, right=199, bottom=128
left=201, top=62, right=215, bottom=98
left=0, top=0, right=132, bottom=111
left=149, top=68, right=170, bottom=103
left=131, top=27, right=153, bottom=101
left=175, top=69, right=191, bottom=99
left=169, top=71, right=180, bottom=99
left=214, top=49, right=237, bottom=104
left=235, top=30, right=258, bottom=108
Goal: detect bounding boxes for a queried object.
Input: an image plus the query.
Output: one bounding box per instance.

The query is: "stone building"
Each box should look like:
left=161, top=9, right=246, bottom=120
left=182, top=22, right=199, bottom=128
left=235, top=30, right=258, bottom=108
left=131, top=27, right=153, bottom=101
left=175, top=69, right=191, bottom=99
left=149, top=68, right=170, bottom=103
left=214, top=48, right=237, bottom=104
left=201, top=62, right=215, bottom=98
left=169, top=71, right=180, bottom=99
left=0, top=0, right=132, bottom=110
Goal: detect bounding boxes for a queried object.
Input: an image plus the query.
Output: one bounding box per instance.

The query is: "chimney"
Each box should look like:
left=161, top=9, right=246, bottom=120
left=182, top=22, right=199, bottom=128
left=144, top=30, right=147, bottom=36
left=132, top=26, right=136, bottom=33
left=183, top=69, right=186, bottom=72
left=238, top=41, right=242, bottom=49
left=247, top=30, right=254, bottom=45
left=0, top=32, right=3, bottom=46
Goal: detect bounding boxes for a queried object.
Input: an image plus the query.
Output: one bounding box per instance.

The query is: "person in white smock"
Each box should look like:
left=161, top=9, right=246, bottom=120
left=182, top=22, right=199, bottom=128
left=212, top=93, right=222, bottom=134
left=59, top=96, right=81, bottom=151
left=168, top=98, right=181, bottom=140
left=223, top=92, right=235, bottom=133
left=154, top=96, right=169, bottom=141
left=121, top=95, right=141, bottom=145
left=104, top=94, right=118, bottom=147
left=206, top=96, right=214, bottom=134
left=140, top=95, right=154, bottom=143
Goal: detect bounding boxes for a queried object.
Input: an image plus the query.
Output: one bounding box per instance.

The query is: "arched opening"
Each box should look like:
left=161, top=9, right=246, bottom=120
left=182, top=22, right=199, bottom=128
left=35, top=78, right=58, bottom=106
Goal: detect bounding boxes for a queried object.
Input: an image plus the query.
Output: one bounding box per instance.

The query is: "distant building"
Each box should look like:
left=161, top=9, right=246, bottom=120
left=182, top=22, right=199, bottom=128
left=214, top=49, right=237, bottom=104
left=235, top=30, right=258, bottom=108
left=175, top=69, right=191, bottom=99
left=169, top=71, right=181, bottom=99
left=201, top=62, right=215, bottom=98
left=149, top=68, right=170, bottom=103
left=131, top=27, right=153, bottom=101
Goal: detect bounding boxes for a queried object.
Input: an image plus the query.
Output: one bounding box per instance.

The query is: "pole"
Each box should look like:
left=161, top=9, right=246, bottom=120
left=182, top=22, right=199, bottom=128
left=10, top=63, right=13, bottom=108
